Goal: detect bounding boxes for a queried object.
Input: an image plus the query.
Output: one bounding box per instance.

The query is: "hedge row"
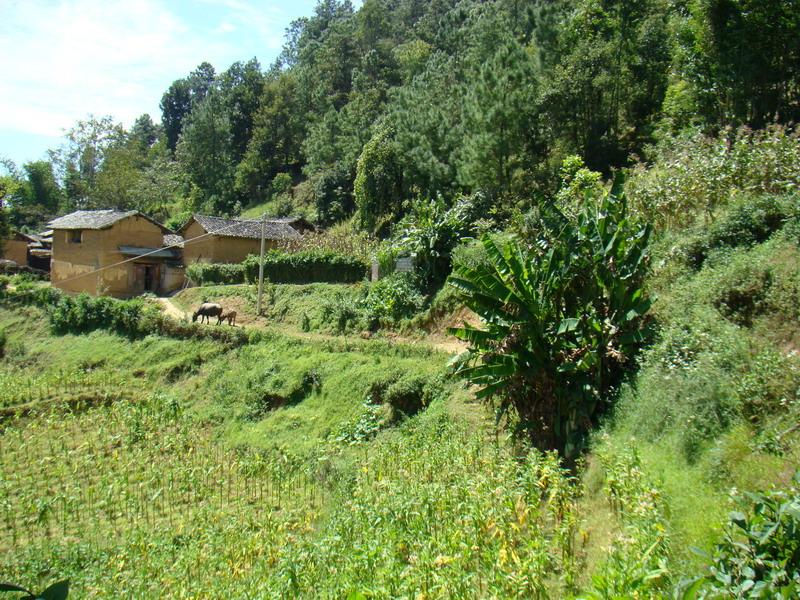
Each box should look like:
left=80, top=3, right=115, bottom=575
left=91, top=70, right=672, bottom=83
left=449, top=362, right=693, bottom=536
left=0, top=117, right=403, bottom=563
left=243, top=250, right=368, bottom=284
left=186, top=262, right=245, bottom=286
left=0, top=281, right=252, bottom=347
left=185, top=250, right=368, bottom=286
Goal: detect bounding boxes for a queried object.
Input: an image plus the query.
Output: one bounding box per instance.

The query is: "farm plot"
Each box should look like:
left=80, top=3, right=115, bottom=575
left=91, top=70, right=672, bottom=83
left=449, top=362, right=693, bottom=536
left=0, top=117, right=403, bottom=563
left=0, top=367, right=134, bottom=411
left=0, top=398, right=323, bottom=552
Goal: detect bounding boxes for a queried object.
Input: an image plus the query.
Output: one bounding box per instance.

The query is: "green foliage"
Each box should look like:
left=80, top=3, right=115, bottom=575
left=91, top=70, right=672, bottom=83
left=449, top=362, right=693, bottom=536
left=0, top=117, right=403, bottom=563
left=681, top=194, right=794, bottom=269
left=679, top=0, right=800, bottom=128
left=243, top=250, right=368, bottom=284
left=320, top=290, right=364, bottom=333
left=682, top=475, right=800, bottom=599
left=176, top=91, right=236, bottom=214
left=620, top=233, right=800, bottom=462
left=186, top=251, right=368, bottom=287
left=1, top=286, right=250, bottom=348
left=554, top=156, right=604, bottom=218
left=262, top=414, right=582, bottom=598
left=384, top=195, right=484, bottom=291
left=361, top=272, right=424, bottom=329
left=459, top=32, right=539, bottom=194
left=627, top=126, right=800, bottom=229
left=354, top=125, right=403, bottom=233
left=450, top=179, right=652, bottom=456
left=0, top=580, right=69, bottom=600
left=235, top=73, right=304, bottom=206
left=584, top=441, right=670, bottom=598
left=186, top=262, right=245, bottom=286
left=735, top=349, right=800, bottom=425
left=274, top=220, right=377, bottom=264
left=541, top=0, right=670, bottom=171
left=382, top=372, right=441, bottom=419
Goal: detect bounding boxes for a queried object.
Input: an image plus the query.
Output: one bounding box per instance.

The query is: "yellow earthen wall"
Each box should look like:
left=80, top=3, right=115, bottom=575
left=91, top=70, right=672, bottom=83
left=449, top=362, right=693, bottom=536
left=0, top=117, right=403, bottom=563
left=2, top=239, right=28, bottom=265
left=51, top=215, right=167, bottom=297
left=163, top=266, right=186, bottom=293
left=181, top=220, right=276, bottom=266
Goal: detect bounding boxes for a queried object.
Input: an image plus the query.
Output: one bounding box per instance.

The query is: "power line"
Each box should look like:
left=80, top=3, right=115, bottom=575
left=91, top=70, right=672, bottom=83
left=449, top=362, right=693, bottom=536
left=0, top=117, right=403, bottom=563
left=51, top=215, right=270, bottom=288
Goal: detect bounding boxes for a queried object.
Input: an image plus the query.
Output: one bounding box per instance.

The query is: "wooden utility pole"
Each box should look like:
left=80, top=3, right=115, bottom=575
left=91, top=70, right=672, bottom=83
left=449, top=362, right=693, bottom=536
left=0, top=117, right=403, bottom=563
left=256, top=214, right=267, bottom=315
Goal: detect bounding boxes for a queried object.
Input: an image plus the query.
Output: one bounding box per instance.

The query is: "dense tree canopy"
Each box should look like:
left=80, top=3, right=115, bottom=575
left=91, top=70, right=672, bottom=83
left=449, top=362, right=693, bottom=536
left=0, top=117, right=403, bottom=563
left=5, top=0, right=799, bottom=234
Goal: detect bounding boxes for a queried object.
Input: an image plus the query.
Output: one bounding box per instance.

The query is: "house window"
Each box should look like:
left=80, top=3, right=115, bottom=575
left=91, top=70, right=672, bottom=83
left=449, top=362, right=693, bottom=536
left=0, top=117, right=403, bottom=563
left=68, top=230, right=82, bottom=244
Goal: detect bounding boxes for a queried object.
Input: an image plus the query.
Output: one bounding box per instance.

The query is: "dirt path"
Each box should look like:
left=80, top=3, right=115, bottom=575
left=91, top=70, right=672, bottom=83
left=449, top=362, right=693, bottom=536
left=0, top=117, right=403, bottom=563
left=156, top=296, right=468, bottom=355
left=157, top=297, right=188, bottom=320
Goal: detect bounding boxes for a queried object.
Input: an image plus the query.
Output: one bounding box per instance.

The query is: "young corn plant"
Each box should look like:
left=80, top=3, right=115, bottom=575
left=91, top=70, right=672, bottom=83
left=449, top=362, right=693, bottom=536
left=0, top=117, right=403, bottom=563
left=449, top=176, right=652, bottom=457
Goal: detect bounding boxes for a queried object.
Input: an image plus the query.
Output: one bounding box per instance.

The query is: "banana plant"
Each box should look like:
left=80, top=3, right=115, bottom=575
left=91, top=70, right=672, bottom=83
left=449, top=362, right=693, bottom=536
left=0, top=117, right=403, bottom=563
left=448, top=175, right=652, bottom=457
left=0, top=581, right=68, bottom=600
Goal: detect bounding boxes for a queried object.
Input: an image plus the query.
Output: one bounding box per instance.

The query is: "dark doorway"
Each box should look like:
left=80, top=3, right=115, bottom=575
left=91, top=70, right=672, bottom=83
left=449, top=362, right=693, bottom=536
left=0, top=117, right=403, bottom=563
left=134, top=263, right=160, bottom=295
left=144, top=265, right=155, bottom=292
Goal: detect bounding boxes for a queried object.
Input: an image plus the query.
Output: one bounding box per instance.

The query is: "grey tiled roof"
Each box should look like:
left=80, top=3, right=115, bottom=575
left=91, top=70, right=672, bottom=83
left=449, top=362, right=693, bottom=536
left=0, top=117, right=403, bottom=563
left=48, top=210, right=139, bottom=230
left=163, top=234, right=184, bottom=248
left=187, top=214, right=302, bottom=240
left=119, top=246, right=181, bottom=259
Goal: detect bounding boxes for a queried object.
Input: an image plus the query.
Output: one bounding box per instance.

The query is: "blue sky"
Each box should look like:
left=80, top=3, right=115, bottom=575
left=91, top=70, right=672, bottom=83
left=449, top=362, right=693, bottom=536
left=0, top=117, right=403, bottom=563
left=0, top=0, right=351, bottom=168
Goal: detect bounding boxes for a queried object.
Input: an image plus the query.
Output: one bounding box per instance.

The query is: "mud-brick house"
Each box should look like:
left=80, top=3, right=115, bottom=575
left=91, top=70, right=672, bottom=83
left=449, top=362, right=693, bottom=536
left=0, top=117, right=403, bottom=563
left=179, top=214, right=308, bottom=265
left=1, top=231, right=38, bottom=266
left=49, top=210, right=185, bottom=297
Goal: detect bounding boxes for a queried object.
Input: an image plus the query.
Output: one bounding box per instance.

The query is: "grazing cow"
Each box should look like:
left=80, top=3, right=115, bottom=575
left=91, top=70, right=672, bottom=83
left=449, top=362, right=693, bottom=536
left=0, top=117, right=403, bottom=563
left=217, top=310, right=237, bottom=326
left=192, top=302, right=223, bottom=323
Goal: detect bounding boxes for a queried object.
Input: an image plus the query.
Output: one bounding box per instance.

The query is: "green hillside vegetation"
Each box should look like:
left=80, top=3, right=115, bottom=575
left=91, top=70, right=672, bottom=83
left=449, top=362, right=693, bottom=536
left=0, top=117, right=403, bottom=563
left=4, top=130, right=800, bottom=596
left=2, top=0, right=800, bottom=596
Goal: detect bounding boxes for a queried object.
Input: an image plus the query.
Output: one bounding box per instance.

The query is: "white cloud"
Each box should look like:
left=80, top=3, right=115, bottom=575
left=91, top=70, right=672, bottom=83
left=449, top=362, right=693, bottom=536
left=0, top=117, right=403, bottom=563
left=0, top=0, right=273, bottom=140
left=199, top=0, right=287, bottom=50
left=215, top=21, right=237, bottom=34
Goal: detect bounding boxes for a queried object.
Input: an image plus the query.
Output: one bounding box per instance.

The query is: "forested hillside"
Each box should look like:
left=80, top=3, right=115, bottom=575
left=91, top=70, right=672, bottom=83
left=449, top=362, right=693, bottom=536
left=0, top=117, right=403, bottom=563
left=3, top=0, right=799, bottom=234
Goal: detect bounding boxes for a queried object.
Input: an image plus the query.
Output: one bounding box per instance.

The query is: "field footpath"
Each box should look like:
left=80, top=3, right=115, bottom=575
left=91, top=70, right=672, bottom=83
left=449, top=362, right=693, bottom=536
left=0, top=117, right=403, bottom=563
left=156, top=295, right=468, bottom=355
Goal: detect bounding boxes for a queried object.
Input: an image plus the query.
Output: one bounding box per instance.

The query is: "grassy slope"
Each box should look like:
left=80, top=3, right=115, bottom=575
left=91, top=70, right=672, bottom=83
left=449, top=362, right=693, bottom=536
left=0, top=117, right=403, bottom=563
left=0, top=305, right=597, bottom=598
left=4, top=197, right=799, bottom=594
left=169, top=282, right=469, bottom=353
left=592, top=219, right=800, bottom=572
left=172, top=282, right=367, bottom=332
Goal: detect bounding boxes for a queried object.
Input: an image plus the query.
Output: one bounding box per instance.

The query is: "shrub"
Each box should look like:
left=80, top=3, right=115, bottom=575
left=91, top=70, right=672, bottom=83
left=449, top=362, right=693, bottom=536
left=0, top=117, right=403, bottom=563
left=615, top=309, right=748, bottom=462
left=451, top=237, right=490, bottom=272
left=186, top=262, right=246, bottom=286
left=320, top=291, right=364, bottom=333
left=0, top=280, right=61, bottom=307
left=0, top=328, right=6, bottom=359
left=382, top=195, right=483, bottom=291
left=384, top=373, right=443, bottom=419
left=735, top=349, right=800, bottom=424
left=363, top=370, right=443, bottom=421
left=2, top=286, right=250, bottom=347
left=361, top=272, right=425, bottom=329
left=710, top=257, right=773, bottom=327
left=49, top=294, right=151, bottom=337
left=243, top=250, right=368, bottom=284
left=682, top=475, right=800, bottom=598
left=682, top=194, right=793, bottom=269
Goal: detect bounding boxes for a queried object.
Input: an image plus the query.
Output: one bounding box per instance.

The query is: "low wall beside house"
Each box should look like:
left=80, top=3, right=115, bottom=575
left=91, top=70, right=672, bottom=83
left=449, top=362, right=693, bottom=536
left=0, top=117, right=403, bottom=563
left=162, top=265, right=186, bottom=294
left=2, top=239, right=28, bottom=266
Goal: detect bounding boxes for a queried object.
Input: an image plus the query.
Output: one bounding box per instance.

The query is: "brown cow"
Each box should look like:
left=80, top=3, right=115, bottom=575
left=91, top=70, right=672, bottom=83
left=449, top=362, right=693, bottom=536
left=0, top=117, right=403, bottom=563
left=217, top=310, right=237, bottom=326
left=192, top=303, right=223, bottom=324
